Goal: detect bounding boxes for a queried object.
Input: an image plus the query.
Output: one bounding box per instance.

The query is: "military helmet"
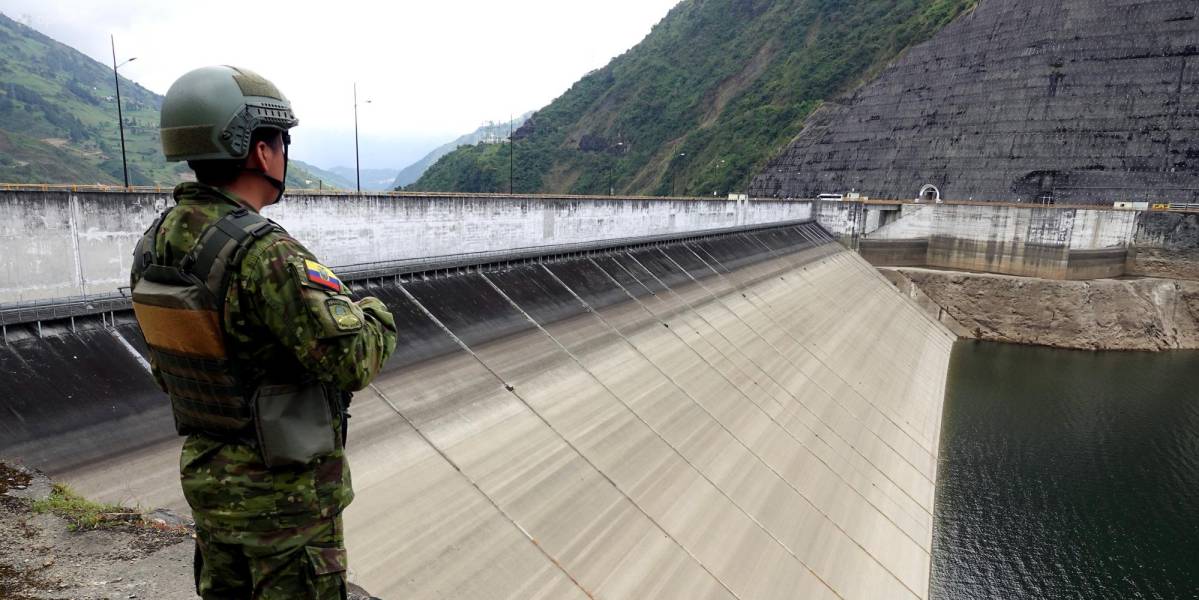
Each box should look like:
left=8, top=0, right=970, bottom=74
left=160, top=65, right=298, bottom=162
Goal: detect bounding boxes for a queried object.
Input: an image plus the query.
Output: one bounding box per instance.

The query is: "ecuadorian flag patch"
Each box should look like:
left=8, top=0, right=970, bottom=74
left=305, top=260, right=342, bottom=292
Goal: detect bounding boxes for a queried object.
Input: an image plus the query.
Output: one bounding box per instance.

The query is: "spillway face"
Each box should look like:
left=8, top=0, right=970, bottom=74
left=347, top=223, right=956, bottom=599
left=0, top=222, right=957, bottom=599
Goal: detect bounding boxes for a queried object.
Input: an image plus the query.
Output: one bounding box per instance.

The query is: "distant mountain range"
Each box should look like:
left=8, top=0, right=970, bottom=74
left=330, top=166, right=399, bottom=192
left=290, top=160, right=354, bottom=190
left=393, top=114, right=531, bottom=189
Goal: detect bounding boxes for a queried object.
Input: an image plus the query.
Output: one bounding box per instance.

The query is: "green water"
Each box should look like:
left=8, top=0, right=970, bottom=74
left=932, top=341, right=1199, bottom=599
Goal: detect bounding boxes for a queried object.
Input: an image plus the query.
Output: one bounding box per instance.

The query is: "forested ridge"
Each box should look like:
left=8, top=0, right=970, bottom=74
left=411, top=0, right=976, bottom=196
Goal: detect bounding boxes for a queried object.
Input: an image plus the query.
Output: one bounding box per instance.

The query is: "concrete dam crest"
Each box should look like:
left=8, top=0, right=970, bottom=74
left=0, top=220, right=956, bottom=598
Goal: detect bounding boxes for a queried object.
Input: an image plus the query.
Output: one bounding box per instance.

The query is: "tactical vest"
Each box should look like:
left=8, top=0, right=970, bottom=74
left=131, top=207, right=278, bottom=437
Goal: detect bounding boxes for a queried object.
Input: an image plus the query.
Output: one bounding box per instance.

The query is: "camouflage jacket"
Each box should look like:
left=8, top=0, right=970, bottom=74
left=133, top=182, right=397, bottom=532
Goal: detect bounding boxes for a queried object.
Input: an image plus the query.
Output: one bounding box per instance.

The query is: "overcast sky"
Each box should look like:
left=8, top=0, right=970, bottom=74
left=2, top=0, right=681, bottom=169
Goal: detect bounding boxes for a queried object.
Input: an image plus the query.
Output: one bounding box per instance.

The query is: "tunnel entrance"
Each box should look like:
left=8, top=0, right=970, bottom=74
left=917, top=184, right=942, bottom=203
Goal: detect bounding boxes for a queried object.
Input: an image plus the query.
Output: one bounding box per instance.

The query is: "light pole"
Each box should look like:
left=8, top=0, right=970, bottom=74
left=110, top=36, right=136, bottom=188
left=673, top=152, right=686, bottom=196
left=353, top=83, right=371, bottom=195
left=609, top=141, right=624, bottom=196
left=508, top=115, right=514, bottom=195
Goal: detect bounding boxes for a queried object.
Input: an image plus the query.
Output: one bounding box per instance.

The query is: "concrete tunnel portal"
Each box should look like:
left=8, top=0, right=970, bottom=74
left=0, top=219, right=956, bottom=599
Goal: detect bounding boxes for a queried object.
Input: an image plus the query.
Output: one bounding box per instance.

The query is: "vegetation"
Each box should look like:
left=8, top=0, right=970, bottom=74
left=0, top=12, right=324, bottom=188
left=394, top=113, right=532, bottom=189
left=31, top=483, right=133, bottom=531
left=411, top=0, right=976, bottom=196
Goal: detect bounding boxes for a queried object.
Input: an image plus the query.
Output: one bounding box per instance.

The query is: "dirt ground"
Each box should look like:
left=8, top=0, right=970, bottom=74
left=0, top=462, right=195, bottom=600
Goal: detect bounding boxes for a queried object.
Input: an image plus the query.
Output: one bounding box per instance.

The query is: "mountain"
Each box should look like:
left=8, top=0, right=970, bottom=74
left=0, top=12, right=174, bottom=185
left=751, top=0, right=1199, bottom=205
left=410, top=0, right=976, bottom=196
left=324, top=166, right=399, bottom=192
left=0, top=12, right=325, bottom=189
left=290, top=160, right=355, bottom=190
left=393, top=113, right=532, bottom=189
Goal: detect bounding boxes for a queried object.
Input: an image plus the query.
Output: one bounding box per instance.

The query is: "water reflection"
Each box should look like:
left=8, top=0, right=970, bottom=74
left=933, top=341, right=1199, bottom=599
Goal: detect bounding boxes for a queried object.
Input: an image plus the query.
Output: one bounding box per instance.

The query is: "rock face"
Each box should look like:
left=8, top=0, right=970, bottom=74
left=1132, top=211, right=1199, bottom=279
left=887, top=268, right=1199, bottom=351
left=752, top=0, right=1199, bottom=205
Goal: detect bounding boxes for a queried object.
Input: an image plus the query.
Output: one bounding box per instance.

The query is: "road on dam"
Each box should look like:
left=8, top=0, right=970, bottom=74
left=0, top=223, right=956, bottom=599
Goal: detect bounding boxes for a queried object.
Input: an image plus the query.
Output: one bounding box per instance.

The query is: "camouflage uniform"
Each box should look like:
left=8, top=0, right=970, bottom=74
left=134, top=181, right=396, bottom=599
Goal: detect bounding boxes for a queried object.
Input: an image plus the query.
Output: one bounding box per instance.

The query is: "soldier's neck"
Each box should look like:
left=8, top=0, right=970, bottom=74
left=222, top=177, right=276, bottom=213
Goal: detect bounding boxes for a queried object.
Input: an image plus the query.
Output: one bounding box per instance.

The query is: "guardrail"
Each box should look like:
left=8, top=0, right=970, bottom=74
left=0, top=218, right=819, bottom=333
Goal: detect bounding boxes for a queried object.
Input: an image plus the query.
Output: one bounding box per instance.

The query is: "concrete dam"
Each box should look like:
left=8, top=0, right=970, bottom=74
left=0, top=191, right=956, bottom=598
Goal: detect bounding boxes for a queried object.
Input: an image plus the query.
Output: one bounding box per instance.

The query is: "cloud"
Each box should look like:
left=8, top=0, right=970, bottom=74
left=4, top=0, right=680, bottom=168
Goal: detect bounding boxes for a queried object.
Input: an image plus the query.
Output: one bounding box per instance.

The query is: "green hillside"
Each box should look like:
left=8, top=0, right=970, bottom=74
left=0, top=12, right=176, bottom=185
left=411, top=0, right=976, bottom=196
left=0, top=12, right=323, bottom=189
left=395, top=114, right=532, bottom=189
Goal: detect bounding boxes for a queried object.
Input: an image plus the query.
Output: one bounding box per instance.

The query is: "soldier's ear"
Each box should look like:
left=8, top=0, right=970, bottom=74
left=247, top=141, right=271, bottom=171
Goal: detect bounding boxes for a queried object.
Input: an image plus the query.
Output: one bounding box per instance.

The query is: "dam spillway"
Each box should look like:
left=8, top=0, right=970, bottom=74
left=0, top=217, right=956, bottom=598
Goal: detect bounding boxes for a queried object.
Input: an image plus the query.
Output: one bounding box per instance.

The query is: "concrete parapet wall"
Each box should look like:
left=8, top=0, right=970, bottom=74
left=0, top=190, right=811, bottom=304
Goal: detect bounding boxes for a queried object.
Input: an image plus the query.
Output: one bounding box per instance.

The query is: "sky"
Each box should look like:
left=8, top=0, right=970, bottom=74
left=1, top=0, right=681, bottom=170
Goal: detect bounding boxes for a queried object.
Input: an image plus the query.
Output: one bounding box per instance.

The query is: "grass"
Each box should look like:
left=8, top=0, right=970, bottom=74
left=31, top=483, right=137, bottom=531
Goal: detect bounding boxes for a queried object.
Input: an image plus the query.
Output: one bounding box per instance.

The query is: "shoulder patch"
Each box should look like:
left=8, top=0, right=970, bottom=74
left=326, top=298, right=363, bottom=332
left=304, top=260, right=343, bottom=293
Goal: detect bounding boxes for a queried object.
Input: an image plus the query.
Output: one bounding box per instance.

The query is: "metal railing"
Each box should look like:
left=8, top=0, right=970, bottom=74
left=0, top=290, right=131, bottom=327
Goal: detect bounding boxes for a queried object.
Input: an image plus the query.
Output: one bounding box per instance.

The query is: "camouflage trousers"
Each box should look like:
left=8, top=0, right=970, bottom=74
left=193, top=514, right=347, bottom=599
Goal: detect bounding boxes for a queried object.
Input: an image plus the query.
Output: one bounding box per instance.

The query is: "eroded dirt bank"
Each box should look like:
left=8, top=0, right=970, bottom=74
left=881, top=268, right=1199, bottom=351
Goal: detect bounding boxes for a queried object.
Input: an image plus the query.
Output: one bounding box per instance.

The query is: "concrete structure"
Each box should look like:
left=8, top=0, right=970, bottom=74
left=0, top=189, right=811, bottom=304
left=751, top=0, right=1199, bottom=205
left=0, top=223, right=956, bottom=599
left=816, top=201, right=1199, bottom=280
left=1129, top=211, right=1199, bottom=280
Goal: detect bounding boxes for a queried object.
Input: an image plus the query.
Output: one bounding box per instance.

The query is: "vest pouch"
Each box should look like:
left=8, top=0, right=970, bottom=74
left=252, top=383, right=337, bottom=468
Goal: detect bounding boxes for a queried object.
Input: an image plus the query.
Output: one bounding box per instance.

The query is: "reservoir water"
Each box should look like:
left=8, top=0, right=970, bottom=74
left=932, top=341, right=1199, bottom=599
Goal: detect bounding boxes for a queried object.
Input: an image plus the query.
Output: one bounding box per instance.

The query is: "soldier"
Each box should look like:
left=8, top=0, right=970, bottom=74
left=129, top=65, right=396, bottom=599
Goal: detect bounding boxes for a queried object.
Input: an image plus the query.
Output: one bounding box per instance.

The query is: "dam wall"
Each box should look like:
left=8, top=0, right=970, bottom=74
left=0, top=223, right=956, bottom=599
left=841, top=202, right=1199, bottom=280
left=0, top=189, right=811, bottom=304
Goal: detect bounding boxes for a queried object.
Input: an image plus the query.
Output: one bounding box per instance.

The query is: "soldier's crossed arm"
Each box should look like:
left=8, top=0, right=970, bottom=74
left=239, top=236, right=397, bottom=391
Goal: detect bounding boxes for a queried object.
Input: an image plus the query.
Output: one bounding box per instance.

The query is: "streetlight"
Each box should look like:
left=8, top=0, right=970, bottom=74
left=608, top=141, right=624, bottom=196
left=353, top=83, right=372, bottom=195
left=110, top=35, right=136, bottom=189
left=673, top=152, right=687, bottom=196
left=508, top=114, right=514, bottom=195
